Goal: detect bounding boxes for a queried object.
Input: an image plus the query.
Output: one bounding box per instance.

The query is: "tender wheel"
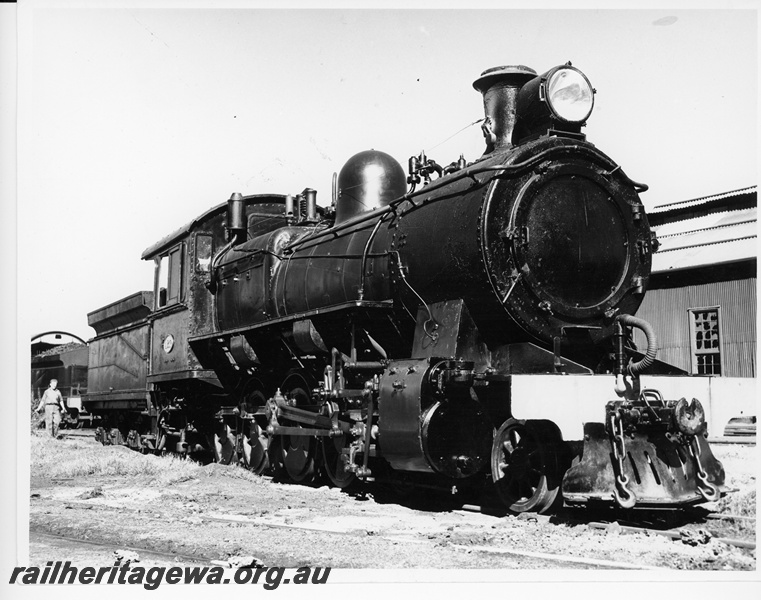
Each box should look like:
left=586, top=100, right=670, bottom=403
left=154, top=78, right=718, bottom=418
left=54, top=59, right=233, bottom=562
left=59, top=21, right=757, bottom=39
left=212, top=424, right=238, bottom=465
left=277, top=372, right=317, bottom=483
left=491, top=418, right=559, bottom=514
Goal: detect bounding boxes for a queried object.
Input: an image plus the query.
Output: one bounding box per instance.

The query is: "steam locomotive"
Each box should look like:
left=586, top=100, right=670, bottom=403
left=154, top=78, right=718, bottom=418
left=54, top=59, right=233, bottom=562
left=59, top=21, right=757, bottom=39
left=84, top=63, right=725, bottom=513
left=31, top=332, right=92, bottom=428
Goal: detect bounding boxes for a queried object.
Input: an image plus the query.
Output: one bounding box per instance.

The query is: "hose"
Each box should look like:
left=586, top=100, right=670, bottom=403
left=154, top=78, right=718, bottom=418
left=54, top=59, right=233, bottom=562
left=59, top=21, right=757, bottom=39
left=616, top=314, right=657, bottom=375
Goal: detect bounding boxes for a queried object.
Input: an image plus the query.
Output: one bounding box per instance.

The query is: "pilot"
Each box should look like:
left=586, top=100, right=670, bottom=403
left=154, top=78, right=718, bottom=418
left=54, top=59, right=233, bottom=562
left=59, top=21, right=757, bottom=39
left=36, top=379, right=66, bottom=438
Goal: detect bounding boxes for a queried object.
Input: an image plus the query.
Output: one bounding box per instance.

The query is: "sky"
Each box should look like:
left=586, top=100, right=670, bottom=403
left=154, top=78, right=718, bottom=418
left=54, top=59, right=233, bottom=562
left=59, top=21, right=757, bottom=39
left=13, top=3, right=758, bottom=344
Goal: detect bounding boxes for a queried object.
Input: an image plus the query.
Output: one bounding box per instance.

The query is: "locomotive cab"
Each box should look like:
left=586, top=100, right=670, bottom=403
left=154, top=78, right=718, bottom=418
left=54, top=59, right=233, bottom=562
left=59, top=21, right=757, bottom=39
left=141, top=194, right=294, bottom=383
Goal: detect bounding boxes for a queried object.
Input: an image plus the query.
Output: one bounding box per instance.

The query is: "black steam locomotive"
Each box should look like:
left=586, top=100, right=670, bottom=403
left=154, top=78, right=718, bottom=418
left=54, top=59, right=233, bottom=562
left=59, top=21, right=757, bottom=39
left=31, top=332, right=91, bottom=428
left=84, top=63, right=725, bottom=513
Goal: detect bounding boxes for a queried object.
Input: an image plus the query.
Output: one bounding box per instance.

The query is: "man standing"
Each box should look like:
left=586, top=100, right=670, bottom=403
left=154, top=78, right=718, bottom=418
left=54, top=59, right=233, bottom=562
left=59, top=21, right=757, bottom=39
left=36, top=379, right=66, bottom=438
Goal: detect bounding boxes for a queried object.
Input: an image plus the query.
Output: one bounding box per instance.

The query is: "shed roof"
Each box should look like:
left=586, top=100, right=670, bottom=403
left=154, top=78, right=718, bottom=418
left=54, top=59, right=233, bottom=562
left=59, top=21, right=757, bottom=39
left=652, top=236, right=756, bottom=272
left=650, top=185, right=757, bottom=214
left=650, top=187, right=757, bottom=273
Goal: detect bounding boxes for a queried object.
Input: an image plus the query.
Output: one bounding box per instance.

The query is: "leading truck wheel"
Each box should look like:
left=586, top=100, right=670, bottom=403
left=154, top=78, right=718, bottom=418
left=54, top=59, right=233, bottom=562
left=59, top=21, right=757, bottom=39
left=491, top=419, right=559, bottom=514
left=319, top=401, right=355, bottom=489
left=321, top=435, right=356, bottom=489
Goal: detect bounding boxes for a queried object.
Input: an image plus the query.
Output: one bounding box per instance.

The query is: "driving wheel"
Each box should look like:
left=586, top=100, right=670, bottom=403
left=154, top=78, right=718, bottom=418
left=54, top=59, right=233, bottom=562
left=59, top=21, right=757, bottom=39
left=241, top=421, right=270, bottom=474
left=239, top=384, right=270, bottom=474
left=491, top=418, right=560, bottom=514
left=212, top=423, right=238, bottom=465
left=277, top=372, right=317, bottom=483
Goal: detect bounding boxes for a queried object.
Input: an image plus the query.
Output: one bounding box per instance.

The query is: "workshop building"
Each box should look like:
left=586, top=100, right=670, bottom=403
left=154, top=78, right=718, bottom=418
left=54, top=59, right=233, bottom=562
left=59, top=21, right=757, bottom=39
left=636, top=186, right=757, bottom=378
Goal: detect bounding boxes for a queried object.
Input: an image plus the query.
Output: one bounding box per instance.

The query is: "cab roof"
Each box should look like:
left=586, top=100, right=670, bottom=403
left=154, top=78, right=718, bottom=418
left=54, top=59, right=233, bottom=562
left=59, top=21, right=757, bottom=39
left=141, top=194, right=287, bottom=260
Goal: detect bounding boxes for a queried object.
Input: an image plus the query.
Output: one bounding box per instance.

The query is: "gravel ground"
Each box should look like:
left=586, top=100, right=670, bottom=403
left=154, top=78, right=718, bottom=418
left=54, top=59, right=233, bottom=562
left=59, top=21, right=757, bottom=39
left=26, top=432, right=757, bottom=574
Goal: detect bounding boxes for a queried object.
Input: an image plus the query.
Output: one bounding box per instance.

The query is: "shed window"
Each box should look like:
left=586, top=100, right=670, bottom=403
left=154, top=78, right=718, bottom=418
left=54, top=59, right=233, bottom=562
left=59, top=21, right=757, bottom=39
left=690, top=308, right=722, bottom=376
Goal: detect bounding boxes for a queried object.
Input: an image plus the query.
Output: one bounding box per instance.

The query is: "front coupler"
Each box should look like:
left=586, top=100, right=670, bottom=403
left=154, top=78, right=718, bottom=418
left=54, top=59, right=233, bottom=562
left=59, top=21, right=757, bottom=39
left=562, top=391, right=726, bottom=508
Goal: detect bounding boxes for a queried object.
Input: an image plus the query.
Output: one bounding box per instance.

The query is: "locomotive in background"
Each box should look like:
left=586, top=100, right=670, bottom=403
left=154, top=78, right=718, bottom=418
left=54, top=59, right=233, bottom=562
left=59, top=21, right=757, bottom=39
left=31, top=332, right=93, bottom=428
left=83, top=63, right=725, bottom=513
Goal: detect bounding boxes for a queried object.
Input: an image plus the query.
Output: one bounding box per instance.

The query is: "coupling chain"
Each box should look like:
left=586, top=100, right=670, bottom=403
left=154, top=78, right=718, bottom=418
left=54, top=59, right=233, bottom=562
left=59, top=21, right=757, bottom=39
left=609, top=411, right=636, bottom=509
left=687, top=435, right=720, bottom=501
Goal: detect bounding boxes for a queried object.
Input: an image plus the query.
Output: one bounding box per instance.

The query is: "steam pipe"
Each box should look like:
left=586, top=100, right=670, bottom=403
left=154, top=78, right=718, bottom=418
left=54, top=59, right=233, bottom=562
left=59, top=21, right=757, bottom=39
left=617, top=314, right=658, bottom=375
left=206, top=233, right=239, bottom=294
left=358, top=217, right=385, bottom=300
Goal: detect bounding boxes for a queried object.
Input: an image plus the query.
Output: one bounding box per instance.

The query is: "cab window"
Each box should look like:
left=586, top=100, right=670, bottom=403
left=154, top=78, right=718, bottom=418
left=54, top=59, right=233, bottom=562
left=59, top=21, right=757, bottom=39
left=156, top=244, right=183, bottom=308
left=195, top=234, right=213, bottom=273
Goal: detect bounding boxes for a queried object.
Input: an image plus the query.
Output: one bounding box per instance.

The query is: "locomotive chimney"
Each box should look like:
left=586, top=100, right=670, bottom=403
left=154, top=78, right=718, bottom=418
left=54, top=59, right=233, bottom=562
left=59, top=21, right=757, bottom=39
left=226, top=192, right=246, bottom=243
left=473, top=65, right=537, bottom=153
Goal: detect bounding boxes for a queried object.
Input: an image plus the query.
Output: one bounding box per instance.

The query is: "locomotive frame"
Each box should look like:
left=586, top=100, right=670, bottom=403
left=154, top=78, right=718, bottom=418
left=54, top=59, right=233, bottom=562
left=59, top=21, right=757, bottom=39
left=82, top=62, right=726, bottom=513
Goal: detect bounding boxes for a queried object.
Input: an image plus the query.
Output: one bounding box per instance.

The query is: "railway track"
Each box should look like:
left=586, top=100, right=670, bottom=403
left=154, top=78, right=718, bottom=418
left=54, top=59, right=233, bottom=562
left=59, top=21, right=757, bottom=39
left=59, top=429, right=99, bottom=438
left=30, top=500, right=667, bottom=570
left=31, top=491, right=755, bottom=573
left=61, top=430, right=758, bottom=444
left=55, top=428, right=756, bottom=554
left=30, top=530, right=213, bottom=566
left=457, top=504, right=756, bottom=550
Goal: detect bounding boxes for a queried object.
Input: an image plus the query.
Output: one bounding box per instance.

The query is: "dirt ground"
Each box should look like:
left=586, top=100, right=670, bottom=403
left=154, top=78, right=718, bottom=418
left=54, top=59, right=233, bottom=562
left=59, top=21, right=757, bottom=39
left=26, top=432, right=757, bottom=573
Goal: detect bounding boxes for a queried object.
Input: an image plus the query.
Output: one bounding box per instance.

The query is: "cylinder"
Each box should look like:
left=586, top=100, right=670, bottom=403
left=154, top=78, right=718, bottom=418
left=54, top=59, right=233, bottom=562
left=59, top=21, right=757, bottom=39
left=377, top=359, right=492, bottom=478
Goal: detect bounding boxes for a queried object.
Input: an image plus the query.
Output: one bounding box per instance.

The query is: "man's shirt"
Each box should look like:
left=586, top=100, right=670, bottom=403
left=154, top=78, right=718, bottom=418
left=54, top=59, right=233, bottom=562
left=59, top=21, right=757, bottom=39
left=37, top=388, right=64, bottom=411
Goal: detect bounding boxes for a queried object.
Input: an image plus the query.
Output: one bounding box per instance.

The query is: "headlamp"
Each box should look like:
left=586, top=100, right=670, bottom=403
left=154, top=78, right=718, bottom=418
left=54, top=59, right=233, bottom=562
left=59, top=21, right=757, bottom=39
left=544, top=67, right=594, bottom=123
left=513, top=63, right=595, bottom=144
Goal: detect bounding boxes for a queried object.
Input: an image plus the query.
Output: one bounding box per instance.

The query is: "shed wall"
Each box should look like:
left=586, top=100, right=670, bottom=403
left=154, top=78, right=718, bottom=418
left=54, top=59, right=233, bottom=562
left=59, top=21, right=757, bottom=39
left=634, top=277, right=756, bottom=377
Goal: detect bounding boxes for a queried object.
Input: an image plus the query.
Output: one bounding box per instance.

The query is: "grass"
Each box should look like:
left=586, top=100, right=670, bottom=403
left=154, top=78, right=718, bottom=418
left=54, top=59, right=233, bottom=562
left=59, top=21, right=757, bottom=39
left=30, top=431, right=262, bottom=486
left=710, top=444, right=757, bottom=521
left=31, top=432, right=202, bottom=485
left=716, top=488, right=756, bottom=518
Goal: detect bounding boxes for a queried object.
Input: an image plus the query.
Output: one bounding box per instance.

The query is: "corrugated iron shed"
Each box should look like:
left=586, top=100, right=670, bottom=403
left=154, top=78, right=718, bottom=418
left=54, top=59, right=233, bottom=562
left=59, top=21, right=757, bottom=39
left=635, top=186, right=757, bottom=377
left=649, top=186, right=757, bottom=273
left=649, top=185, right=756, bottom=214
